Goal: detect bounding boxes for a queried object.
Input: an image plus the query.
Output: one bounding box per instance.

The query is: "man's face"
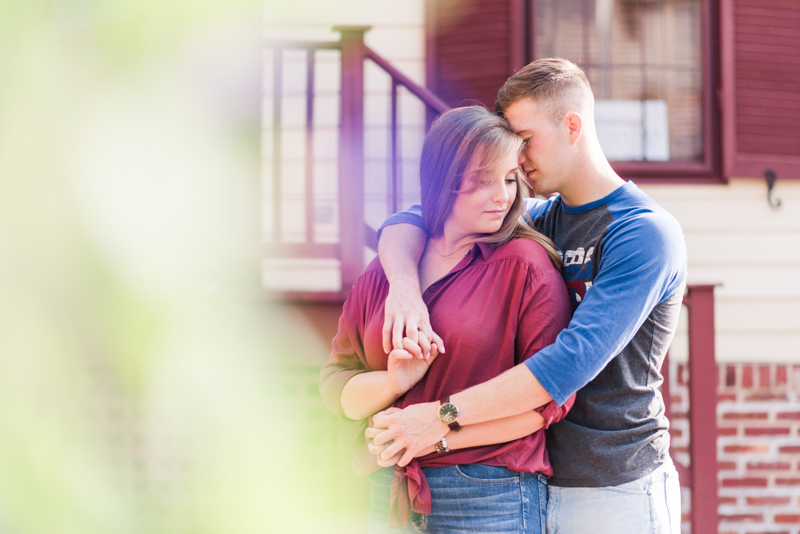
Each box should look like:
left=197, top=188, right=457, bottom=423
left=503, top=97, right=567, bottom=197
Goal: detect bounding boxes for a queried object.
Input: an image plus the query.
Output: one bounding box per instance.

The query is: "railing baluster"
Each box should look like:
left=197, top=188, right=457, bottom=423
left=336, top=26, right=369, bottom=295
left=272, top=48, right=283, bottom=244
left=305, top=50, right=315, bottom=244
left=390, top=80, right=400, bottom=215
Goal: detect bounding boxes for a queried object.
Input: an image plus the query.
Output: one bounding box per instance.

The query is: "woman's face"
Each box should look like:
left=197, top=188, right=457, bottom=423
left=448, top=147, right=519, bottom=238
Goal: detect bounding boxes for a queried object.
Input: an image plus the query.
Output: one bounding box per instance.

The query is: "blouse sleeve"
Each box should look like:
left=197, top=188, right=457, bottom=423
left=534, top=393, right=576, bottom=429
left=514, top=250, right=574, bottom=424
left=318, top=281, right=369, bottom=422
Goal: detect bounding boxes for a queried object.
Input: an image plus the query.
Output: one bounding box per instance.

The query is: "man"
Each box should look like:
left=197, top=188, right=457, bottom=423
left=369, top=58, right=686, bottom=533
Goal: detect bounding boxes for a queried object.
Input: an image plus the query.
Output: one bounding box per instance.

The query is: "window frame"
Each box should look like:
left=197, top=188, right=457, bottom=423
left=529, top=0, right=724, bottom=183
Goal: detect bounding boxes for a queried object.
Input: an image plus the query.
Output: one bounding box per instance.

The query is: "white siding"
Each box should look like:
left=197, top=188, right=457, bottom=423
left=641, top=178, right=800, bottom=364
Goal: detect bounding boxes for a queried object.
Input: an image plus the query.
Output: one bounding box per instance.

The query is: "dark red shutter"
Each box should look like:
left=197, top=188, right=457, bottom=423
left=426, top=0, right=526, bottom=110
left=722, top=0, right=800, bottom=179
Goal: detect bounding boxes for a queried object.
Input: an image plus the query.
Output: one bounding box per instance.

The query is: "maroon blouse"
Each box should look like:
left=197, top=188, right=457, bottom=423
left=319, top=238, right=574, bottom=524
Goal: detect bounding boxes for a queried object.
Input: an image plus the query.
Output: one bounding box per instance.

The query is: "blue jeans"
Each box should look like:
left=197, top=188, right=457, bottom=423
left=369, top=465, right=547, bottom=533
left=546, top=458, right=681, bottom=534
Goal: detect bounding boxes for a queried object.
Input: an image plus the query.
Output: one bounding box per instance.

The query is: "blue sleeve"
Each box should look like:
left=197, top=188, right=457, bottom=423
left=524, top=211, right=687, bottom=405
left=376, top=204, right=427, bottom=241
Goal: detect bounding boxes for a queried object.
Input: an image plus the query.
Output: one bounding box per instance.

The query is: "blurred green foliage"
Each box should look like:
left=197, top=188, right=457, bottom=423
left=0, top=1, right=367, bottom=532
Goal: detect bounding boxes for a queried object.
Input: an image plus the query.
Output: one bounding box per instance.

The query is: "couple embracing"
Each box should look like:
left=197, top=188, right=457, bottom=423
left=320, top=58, right=686, bottom=534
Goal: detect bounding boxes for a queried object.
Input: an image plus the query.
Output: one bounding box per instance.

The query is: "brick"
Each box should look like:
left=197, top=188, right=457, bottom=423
left=719, top=496, right=738, bottom=505
left=775, top=515, right=800, bottom=523
left=719, top=461, right=737, bottom=470
left=745, top=392, right=789, bottom=401
left=722, top=412, right=768, bottom=420
left=720, top=513, right=763, bottom=521
left=779, top=446, right=800, bottom=453
left=745, top=427, right=791, bottom=436
left=670, top=428, right=683, bottom=438
left=721, top=478, right=768, bottom=487
left=718, top=393, right=737, bottom=402
left=670, top=394, right=683, bottom=405
left=677, top=364, right=686, bottom=385
left=726, top=365, right=736, bottom=387
left=776, top=478, right=800, bottom=486
left=743, top=366, right=753, bottom=387
left=718, top=427, right=737, bottom=436
left=746, top=496, right=791, bottom=505
left=746, top=461, right=791, bottom=470
left=725, top=444, right=770, bottom=453
left=759, top=365, right=771, bottom=387
left=776, top=365, right=787, bottom=385
left=777, top=412, right=800, bottom=420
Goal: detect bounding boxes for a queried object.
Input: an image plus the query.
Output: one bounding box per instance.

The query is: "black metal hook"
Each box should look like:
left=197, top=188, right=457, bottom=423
left=765, top=169, right=782, bottom=210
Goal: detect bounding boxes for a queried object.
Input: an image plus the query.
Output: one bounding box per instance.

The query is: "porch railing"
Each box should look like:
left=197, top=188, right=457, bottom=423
left=264, top=26, right=450, bottom=300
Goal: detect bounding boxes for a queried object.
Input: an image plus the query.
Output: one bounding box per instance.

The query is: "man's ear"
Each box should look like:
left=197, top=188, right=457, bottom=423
left=564, top=112, right=583, bottom=145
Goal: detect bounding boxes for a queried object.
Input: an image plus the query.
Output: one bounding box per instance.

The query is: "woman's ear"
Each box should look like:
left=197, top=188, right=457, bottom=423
left=564, top=112, right=583, bottom=145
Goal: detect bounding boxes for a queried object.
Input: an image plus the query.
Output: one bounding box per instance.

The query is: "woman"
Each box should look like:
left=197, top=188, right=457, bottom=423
left=319, top=106, right=573, bottom=533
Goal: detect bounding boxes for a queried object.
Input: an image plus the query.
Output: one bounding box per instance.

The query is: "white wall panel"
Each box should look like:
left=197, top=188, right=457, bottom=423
left=641, top=179, right=800, bottom=363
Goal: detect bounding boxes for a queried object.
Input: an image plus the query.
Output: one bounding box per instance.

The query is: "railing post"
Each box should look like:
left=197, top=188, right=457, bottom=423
left=335, top=26, right=370, bottom=297
left=684, top=285, right=719, bottom=534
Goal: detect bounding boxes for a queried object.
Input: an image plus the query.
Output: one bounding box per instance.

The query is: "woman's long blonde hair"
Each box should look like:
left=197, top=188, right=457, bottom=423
left=420, top=106, right=562, bottom=270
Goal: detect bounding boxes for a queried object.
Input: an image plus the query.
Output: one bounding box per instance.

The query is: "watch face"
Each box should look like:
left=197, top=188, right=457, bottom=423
left=439, top=403, right=459, bottom=424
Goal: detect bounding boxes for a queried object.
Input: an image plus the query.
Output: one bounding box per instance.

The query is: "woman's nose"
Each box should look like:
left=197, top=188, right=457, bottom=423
left=492, top=181, right=510, bottom=203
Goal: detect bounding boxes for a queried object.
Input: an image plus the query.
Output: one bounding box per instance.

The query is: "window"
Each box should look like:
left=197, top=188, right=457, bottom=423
left=533, top=0, right=719, bottom=180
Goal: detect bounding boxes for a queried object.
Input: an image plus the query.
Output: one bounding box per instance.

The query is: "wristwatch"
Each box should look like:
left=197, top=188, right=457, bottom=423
left=438, top=396, right=461, bottom=432
left=434, top=437, right=450, bottom=454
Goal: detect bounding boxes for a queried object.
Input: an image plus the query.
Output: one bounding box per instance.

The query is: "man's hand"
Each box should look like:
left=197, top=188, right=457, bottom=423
left=382, top=278, right=445, bottom=357
left=366, top=408, right=406, bottom=467
left=370, top=401, right=448, bottom=467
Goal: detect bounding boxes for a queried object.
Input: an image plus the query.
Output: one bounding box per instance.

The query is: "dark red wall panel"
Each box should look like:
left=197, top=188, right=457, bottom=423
left=426, top=0, right=525, bottom=110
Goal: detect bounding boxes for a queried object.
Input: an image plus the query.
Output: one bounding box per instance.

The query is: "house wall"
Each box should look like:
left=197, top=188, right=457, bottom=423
left=670, top=360, right=800, bottom=534
left=264, top=1, right=800, bottom=365
left=641, top=179, right=800, bottom=364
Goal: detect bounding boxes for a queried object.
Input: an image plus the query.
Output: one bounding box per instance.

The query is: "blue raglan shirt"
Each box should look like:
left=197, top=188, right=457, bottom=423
left=378, top=181, right=687, bottom=487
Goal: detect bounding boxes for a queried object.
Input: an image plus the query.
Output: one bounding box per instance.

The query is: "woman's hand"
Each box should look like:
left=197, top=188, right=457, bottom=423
left=386, top=335, right=439, bottom=396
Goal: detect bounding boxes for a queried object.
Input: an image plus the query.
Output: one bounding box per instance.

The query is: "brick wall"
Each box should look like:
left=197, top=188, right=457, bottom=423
left=669, top=362, right=800, bottom=534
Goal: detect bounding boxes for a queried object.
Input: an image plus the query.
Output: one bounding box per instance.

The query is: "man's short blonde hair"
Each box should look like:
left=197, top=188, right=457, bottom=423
left=495, top=58, right=593, bottom=123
